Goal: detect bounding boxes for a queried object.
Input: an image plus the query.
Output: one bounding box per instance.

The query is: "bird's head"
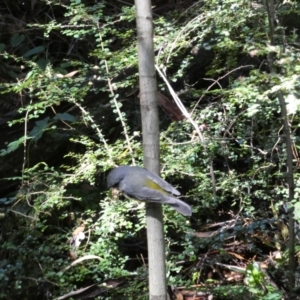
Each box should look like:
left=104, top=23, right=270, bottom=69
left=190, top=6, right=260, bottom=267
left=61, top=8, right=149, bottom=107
left=107, top=165, right=131, bottom=188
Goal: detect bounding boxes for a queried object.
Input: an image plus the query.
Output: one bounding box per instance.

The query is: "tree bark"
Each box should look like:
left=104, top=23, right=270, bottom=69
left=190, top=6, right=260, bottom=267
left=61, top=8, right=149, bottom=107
left=265, top=0, right=295, bottom=290
left=134, top=0, right=167, bottom=299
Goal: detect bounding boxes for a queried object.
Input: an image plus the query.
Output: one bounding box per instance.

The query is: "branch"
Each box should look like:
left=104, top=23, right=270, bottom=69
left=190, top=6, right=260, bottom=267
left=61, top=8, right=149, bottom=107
left=265, top=0, right=295, bottom=290
left=155, top=65, right=217, bottom=198
left=96, top=27, right=135, bottom=166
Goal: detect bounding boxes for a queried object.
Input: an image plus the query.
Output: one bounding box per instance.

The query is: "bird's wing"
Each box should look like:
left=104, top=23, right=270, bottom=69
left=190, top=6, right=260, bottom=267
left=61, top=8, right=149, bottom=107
left=126, top=186, right=192, bottom=216
left=145, top=171, right=181, bottom=196
left=126, top=186, right=177, bottom=204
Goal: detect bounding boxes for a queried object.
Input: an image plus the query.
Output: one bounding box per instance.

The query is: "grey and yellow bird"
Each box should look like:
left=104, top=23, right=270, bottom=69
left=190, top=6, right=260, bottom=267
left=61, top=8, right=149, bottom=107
left=107, top=165, right=192, bottom=216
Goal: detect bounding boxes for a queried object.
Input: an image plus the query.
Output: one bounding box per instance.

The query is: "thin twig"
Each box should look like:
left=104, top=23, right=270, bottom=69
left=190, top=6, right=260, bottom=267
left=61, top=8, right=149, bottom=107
left=155, top=65, right=217, bottom=198
left=96, top=27, right=135, bottom=166
left=73, top=101, right=113, bottom=162
left=22, top=99, right=32, bottom=184
left=191, top=65, right=253, bottom=115
left=164, top=14, right=206, bottom=66
left=9, top=209, right=35, bottom=220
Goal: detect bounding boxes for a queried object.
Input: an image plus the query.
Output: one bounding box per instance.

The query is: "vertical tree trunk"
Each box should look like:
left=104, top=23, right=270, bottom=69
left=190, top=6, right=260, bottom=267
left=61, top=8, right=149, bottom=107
left=134, top=1, right=167, bottom=299
left=265, top=0, right=295, bottom=290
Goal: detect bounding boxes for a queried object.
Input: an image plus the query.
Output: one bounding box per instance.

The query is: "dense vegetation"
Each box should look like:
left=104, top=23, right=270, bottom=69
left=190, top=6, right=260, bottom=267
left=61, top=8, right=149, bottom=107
left=1, top=0, right=300, bottom=299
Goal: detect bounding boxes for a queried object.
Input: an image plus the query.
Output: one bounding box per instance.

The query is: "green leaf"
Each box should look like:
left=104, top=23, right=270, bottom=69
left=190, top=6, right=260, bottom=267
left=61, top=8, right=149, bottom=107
left=0, top=43, right=6, bottom=52
left=0, top=197, right=15, bottom=205
left=23, top=46, right=45, bottom=58
left=29, top=117, right=50, bottom=142
left=0, top=136, right=27, bottom=156
left=294, top=202, right=300, bottom=221
left=36, top=58, right=49, bottom=70
left=247, top=103, right=261, bottom=117
left=53, top=113, right=76, bottom=122
left=10, top=34, right=25, bottom=47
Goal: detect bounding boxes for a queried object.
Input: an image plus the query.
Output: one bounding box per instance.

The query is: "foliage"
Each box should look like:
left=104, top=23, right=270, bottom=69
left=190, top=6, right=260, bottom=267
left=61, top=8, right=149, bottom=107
left=0, top=0, right=300, bottom=299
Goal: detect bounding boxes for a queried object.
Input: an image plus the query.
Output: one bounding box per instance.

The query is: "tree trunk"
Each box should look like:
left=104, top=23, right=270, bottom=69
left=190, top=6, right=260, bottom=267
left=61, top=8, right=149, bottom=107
left=134, top=0, right=167, bottom=299
left=265, top=0, right=295, bottom=291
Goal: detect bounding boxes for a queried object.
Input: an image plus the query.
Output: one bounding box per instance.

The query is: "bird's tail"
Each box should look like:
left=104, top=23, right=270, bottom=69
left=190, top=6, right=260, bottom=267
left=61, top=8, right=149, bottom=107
left=164, top=197, right=192, bottom=216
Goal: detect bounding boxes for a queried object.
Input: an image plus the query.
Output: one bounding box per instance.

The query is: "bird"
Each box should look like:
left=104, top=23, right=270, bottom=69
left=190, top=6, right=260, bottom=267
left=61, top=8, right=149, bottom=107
left=107, top=165, right=192, bottom=216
